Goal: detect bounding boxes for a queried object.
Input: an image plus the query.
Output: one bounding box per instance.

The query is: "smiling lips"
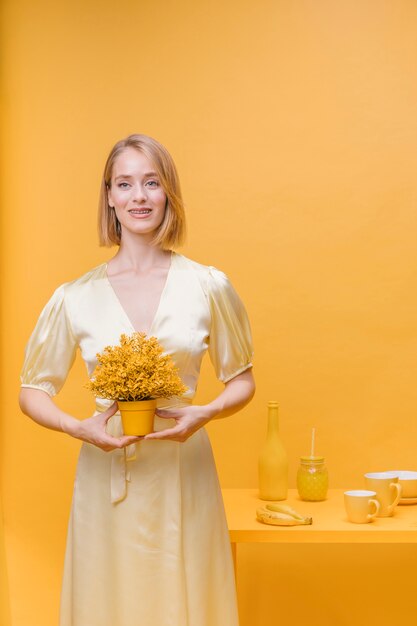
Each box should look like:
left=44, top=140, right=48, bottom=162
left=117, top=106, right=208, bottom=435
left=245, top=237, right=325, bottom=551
left=128, top=208, right=152, bottom=217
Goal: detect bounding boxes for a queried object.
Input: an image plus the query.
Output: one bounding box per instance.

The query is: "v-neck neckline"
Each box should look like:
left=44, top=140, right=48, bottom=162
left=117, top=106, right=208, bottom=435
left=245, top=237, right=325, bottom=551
left=103, top=251, right=175, bottom=336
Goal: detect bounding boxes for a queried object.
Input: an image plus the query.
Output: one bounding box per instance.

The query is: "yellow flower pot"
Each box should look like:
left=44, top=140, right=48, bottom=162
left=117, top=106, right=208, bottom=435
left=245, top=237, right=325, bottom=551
left=117, top=399, right=157, bottom=436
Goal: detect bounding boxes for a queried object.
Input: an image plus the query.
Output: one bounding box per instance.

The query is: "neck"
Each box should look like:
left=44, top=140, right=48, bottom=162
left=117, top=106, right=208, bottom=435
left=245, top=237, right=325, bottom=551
left=109, top=231, right=171, bottom=274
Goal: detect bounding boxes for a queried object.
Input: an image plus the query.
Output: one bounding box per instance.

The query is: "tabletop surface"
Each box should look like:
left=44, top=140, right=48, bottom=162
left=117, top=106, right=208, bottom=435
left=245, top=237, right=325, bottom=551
left=221, top=488, right=417, bottom=543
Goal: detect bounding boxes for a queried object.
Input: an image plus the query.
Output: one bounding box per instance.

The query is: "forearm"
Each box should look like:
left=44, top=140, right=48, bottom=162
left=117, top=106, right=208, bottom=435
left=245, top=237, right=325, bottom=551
left=203, top=368, right=255, bottom=420
left=144, top=369, right=255, bottom=442
left=19, top=388, right=140, bottom=450
left=19, top=387, right=79, bottom=436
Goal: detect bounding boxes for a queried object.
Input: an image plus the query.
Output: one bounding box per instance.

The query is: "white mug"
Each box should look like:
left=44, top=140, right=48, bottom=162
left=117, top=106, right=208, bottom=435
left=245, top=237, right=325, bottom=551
left=364, top=472, right=402, bottom=517
left=344, top=490, right=380, bottom=523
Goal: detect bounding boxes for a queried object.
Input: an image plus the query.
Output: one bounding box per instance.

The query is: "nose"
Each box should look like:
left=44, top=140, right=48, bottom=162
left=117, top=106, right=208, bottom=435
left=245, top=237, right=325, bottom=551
left=132, top=183, right=147, bottom=203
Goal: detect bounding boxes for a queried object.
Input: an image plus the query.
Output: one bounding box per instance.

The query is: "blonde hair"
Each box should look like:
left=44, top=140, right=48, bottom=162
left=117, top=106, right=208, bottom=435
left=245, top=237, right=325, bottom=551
left=98, top=134, right=186, bottom=249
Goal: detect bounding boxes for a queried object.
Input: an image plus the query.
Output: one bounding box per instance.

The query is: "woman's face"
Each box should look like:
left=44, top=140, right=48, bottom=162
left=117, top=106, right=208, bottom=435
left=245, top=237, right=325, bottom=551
left=107, top=147, right=167, bottom=239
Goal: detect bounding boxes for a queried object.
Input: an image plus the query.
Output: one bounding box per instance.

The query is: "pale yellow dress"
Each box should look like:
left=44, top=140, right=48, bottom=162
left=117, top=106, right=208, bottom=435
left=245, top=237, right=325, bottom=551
left=20, top=252, right=253, bottom=626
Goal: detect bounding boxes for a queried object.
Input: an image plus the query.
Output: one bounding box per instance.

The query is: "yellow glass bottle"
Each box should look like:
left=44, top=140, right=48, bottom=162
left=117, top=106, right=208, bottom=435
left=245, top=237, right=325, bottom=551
left=258, top=401, right=288, bottom=501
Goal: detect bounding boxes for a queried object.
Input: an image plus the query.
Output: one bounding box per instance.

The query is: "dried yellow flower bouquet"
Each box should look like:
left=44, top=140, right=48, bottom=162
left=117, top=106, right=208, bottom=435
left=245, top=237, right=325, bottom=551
left=87, top=332, right=187, bottom=401
left=86, top=332, right=187, bottom=436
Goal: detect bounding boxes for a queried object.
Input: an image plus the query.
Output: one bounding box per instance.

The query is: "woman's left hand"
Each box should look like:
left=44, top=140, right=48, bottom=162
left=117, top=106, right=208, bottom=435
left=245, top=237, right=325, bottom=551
left=143, top=405, right=213, bottom=443
left=144, top=370, right=255, bottom=443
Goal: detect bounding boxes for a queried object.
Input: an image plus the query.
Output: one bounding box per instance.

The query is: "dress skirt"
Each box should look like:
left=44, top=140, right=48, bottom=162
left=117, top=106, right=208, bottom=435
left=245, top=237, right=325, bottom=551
left=59, top=417, right=239, bottom=626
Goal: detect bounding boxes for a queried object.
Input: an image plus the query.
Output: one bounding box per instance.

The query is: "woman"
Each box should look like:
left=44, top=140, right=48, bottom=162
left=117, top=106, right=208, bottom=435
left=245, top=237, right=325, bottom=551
left=19, top=134, right=255, bottom=626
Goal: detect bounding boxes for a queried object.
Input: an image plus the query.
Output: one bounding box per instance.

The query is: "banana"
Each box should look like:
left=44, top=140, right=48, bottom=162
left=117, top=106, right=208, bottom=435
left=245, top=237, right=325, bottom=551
left=256, top=506, right=313, bottom=526
left=265, top=502, right=309, bottom=521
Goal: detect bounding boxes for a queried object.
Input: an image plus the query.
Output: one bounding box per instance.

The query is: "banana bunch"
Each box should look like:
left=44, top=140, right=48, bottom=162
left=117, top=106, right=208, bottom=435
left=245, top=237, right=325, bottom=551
left=256, top=503, right=313, bottom=526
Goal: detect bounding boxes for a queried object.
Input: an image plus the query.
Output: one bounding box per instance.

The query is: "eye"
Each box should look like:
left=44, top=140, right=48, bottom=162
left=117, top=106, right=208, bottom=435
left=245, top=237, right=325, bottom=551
left=146, top=180, right=159, bottom=187
left=117, top=182, right=130, bottom=188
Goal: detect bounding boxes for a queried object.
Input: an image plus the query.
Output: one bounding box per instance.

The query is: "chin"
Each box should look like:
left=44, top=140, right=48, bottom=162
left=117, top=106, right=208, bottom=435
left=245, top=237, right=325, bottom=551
left=122, top=224, right=161, bottom=237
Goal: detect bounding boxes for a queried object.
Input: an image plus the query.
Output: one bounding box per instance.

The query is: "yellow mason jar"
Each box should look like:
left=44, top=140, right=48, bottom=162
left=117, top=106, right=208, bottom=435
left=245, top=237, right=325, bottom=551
left=297, top=456, right=329, bottom=501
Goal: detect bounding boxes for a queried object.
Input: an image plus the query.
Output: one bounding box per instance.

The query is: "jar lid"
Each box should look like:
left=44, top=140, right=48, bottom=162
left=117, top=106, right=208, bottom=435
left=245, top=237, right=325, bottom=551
left=300, top=455, right=325, bottom=463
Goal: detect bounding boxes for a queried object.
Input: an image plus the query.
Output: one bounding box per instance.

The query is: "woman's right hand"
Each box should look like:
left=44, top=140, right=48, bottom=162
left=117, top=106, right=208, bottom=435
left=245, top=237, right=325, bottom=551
left=19, top=388, right=140, bottom=452
left=71, top=402, right=141, bottom=451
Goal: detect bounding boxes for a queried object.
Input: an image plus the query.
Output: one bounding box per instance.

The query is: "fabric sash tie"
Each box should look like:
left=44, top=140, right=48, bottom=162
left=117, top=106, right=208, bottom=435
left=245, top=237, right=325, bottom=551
left=94, top=397, right=193, bottom=504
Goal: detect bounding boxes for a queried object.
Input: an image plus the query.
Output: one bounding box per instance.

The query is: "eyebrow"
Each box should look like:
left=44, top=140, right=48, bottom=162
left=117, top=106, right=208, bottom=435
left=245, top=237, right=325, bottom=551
left=114, top=172, right=159, bottom=181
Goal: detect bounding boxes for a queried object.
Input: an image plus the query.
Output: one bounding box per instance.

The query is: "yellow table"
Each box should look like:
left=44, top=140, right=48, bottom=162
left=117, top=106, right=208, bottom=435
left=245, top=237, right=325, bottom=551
left=222, top=488, right=417, bottom=570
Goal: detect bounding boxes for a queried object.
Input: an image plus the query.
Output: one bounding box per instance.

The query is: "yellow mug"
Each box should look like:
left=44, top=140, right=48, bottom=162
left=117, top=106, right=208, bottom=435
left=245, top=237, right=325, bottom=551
left=364, top=472, right=402, bottom=517
left=344, top=490, right=380, bottom=524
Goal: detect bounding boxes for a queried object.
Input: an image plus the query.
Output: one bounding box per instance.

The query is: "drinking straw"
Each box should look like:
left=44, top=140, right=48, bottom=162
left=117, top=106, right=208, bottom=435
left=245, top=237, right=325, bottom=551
left=310, top=427, right=315, bottom=457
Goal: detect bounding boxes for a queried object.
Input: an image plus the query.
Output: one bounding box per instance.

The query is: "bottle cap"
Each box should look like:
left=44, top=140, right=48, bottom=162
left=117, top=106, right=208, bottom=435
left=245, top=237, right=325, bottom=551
left=300, top=455, right=325, bottom=463
left=267, top=400, right=279, bottom=407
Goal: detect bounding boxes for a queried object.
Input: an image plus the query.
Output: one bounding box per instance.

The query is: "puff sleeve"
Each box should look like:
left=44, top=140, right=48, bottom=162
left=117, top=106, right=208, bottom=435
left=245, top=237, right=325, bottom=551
left=20, top=284, right=78, bottom=397
left=207, top=267, right=254, bottom=383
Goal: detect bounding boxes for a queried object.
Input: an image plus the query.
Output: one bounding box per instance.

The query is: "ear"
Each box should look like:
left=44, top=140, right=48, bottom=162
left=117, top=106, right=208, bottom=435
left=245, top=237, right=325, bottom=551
left=107, top=185, right=114, bottom=208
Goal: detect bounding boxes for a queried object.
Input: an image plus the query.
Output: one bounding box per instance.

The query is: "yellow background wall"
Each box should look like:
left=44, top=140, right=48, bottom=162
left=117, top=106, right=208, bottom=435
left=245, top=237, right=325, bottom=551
left=2, top=1, right=417, bottom=625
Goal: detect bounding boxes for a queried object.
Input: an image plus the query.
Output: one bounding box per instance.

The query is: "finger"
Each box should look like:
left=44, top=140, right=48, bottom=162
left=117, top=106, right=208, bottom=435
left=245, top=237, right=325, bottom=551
left=119, top=435, right=143, bottom=447
left=155, top=409, right=181, bottom=419
left=100, top=402, right=119, bottom=423
left=144, top=426, right=183, bottom=441
left=100, top=434, right=141, bottom=449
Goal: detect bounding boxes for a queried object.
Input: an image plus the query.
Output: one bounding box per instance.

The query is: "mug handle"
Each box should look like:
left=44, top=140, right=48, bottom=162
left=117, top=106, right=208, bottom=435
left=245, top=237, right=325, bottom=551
left=388, top=482, right=402, bottom=514
left=367, top=498, right=380, bottom=521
